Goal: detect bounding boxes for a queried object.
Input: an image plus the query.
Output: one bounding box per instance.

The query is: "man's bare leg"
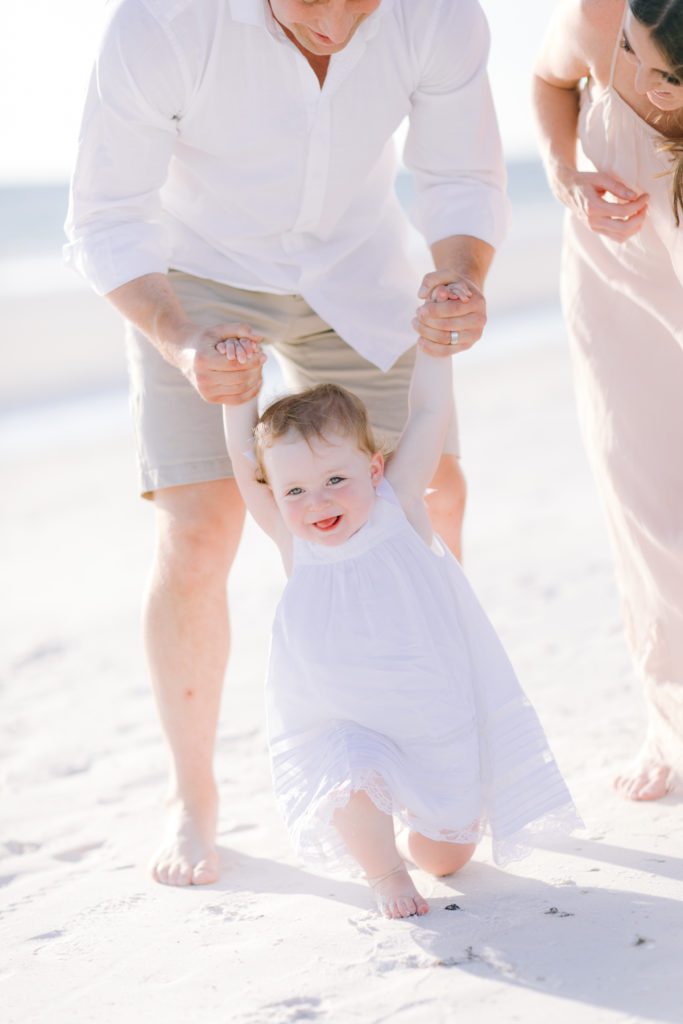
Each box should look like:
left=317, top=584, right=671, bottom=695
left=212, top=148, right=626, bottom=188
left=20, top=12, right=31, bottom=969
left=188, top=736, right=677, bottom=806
left=146, top=479, right=246, bottom=886
left=426, top=453, right=466, bottom=560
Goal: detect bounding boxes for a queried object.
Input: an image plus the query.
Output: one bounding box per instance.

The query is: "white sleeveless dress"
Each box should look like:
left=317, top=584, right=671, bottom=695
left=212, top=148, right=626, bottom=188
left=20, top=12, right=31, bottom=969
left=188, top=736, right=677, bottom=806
left=562, top=13, right=683, bottom=774
left=266, top=479, right=580, bottom=874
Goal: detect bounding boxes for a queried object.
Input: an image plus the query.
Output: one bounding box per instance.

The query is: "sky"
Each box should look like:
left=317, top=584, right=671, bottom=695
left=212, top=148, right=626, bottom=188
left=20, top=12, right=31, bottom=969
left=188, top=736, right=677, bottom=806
left=0, top=0, right=559, bottom=186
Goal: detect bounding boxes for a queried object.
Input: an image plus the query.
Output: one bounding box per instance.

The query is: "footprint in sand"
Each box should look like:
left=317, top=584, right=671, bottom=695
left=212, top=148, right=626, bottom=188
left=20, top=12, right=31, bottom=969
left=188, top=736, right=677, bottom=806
left=190, top=899, right=264, bottom=925
left=11, top=641, right=66, bottom=671
left=240, top=995, right=324, bottom=1023
left=52, top=840, right=105, bottom=863
left=347, top=912, right=378, bottom=936
left=1, top=839, right=41, bottom=858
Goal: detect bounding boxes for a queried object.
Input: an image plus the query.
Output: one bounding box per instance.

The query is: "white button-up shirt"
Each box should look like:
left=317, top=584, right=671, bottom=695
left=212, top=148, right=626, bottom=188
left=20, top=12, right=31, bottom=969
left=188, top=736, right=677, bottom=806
left=65, top=0, right=508, bottom=370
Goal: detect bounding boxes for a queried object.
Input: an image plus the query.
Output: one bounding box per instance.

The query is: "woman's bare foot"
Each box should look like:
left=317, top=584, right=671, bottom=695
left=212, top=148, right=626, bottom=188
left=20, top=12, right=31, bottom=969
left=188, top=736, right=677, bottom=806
left=614, top=748, right=674, bottom=801
left=150, top=790, right=220, bottom=886
left=367, top=863, right=429, bottom=919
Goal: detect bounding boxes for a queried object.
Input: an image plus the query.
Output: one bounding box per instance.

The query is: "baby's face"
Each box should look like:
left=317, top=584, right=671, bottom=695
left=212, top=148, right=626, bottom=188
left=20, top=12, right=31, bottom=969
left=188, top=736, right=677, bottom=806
left=264, top=429, right=384, bottom=546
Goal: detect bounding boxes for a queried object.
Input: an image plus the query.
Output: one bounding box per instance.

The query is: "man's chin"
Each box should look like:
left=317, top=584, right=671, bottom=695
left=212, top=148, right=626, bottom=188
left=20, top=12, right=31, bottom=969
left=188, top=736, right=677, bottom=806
left=298, top=32, right=348, bottom=56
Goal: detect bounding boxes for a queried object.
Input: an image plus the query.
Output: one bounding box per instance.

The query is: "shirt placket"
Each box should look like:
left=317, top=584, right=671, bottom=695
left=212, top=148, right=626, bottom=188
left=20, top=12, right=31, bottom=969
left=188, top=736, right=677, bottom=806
left=283, top=61, right=332, bottom=248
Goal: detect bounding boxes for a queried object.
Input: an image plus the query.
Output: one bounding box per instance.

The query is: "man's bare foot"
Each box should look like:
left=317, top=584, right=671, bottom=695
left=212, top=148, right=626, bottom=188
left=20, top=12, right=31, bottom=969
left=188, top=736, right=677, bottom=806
left=367, top=863, right=429, bottom=919
left=614, top=749, right=674, bottom=802
left=150, top=791, right=220, bottom=886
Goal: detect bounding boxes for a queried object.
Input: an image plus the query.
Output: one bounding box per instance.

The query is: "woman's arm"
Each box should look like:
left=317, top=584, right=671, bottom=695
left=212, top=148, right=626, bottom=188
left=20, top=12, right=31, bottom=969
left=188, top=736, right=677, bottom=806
left=532, top=0, right=649, bottom=240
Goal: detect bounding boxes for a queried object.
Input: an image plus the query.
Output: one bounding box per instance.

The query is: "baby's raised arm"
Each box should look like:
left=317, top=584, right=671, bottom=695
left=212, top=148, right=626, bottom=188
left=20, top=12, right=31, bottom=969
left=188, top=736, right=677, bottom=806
left=386, top=347, right=454, bottom=503
left=386, top=287, right=465, bottom=509
left=220, top=343, right=288, bottom=550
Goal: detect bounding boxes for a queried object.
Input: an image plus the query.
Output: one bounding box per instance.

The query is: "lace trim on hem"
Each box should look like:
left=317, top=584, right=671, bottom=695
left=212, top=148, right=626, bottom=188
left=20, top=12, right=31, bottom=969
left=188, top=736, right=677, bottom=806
left=288, top=769, right=481, bottom=877
left=283, top=772, right=583, bottom=876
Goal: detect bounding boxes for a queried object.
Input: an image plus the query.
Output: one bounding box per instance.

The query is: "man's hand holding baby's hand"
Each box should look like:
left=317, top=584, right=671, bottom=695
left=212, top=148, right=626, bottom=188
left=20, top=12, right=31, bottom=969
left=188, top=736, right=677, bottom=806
left=216, top=336, right=262, bottom=365
left=413, top=271, right=487, bottom=358
left=215, top=334, right=266, bottom=404
left=172, top=321, right=266, bottom=405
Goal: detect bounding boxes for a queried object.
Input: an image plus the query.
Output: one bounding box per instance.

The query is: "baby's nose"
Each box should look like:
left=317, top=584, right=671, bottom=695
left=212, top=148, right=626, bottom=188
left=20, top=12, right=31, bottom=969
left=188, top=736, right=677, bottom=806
left=309, top=492, right=331, bottom=510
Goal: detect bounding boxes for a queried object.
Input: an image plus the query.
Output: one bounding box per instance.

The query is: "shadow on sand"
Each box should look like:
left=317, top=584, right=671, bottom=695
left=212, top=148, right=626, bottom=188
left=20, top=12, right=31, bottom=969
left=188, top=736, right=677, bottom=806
left=209, top=838, right=682, bottom=1022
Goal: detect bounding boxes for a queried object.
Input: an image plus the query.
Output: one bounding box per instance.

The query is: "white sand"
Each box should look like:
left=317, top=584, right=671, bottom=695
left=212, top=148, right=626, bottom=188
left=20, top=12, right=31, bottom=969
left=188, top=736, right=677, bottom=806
left=2, top=307, right=682, bottom=1023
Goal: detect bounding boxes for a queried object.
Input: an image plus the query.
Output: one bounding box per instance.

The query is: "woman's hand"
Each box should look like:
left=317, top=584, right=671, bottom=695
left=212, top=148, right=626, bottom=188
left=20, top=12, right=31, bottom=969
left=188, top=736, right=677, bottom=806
left=555, top=168, right=649, bottom=242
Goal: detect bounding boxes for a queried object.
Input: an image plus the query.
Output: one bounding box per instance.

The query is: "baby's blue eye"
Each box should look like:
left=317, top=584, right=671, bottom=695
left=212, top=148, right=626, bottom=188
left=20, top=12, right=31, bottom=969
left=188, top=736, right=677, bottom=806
left=287, top=487, right=303, bottom=496
left=328, top=476, right=345, bottom=485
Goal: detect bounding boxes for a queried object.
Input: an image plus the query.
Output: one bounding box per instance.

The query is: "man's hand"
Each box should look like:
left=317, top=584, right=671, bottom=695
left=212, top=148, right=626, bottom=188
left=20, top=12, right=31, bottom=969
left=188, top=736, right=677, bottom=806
left=173, top=322, right=266, bottom=405
left=413, top=271, right=487, bottom=358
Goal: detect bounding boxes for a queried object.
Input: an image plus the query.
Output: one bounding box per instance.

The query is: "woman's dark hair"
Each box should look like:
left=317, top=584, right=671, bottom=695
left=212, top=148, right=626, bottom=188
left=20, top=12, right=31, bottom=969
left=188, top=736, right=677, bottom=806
left=629, top=0, right=683, bottom=224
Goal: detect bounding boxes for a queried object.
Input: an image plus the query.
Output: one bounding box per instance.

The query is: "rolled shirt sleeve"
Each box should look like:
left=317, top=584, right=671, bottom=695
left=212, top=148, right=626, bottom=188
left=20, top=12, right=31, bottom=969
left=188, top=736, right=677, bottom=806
left=404, top=0, right=510, bottom=251
left=64, top=2, right=191, bottom=295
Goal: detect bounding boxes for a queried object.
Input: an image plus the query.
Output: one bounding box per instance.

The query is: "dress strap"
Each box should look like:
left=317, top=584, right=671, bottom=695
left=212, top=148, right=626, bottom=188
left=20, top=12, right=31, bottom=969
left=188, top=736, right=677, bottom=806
left=608, top=5, right=628, bottom=88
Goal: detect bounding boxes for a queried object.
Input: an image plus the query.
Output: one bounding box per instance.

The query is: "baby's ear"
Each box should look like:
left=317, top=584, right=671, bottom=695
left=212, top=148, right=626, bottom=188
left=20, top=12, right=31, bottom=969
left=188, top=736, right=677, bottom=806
left=369, top=451, right=384, bottom=485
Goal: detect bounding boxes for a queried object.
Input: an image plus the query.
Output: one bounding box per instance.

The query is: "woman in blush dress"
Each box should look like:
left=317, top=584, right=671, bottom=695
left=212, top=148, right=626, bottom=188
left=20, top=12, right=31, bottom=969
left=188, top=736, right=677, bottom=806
left=533, top=0, right=683, bottom=799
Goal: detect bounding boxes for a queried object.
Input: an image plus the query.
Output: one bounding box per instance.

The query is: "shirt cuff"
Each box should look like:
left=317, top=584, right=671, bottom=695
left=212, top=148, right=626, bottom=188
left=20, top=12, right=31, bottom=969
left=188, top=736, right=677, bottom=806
left=63, top=223, right=169, bottom=295
left=412, top=183, right=511, bottom=251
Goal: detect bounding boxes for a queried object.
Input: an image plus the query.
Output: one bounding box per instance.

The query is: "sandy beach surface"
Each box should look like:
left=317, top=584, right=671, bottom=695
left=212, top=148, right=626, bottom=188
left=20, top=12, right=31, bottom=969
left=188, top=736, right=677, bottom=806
left=2, top=288, right=682, bottom=1023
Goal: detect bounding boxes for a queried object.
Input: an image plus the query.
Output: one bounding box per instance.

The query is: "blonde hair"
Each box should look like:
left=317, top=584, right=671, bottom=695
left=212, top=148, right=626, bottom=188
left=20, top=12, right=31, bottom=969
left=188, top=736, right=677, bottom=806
left=253, top=383, right=385, bottom=484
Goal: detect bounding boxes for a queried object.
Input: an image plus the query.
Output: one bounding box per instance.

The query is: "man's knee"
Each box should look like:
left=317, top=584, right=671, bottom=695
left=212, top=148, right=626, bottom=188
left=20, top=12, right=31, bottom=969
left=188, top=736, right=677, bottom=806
left=153, top=479, right=245, bottom=584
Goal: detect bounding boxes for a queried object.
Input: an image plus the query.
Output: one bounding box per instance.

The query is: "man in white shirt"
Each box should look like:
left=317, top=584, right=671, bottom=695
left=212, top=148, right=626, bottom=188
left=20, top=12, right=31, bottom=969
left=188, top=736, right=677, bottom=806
left=66, top=0, right=508, bottom=886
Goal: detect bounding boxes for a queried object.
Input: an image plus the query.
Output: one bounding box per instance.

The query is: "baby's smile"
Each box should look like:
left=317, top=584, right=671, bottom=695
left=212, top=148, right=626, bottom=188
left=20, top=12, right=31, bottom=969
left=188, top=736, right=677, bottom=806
left=313, top=514, right=343, bottom=532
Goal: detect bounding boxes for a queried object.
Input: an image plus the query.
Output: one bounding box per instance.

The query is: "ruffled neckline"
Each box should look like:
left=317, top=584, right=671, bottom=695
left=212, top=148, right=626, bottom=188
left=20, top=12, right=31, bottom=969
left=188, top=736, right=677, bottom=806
left=292, top=480, right=405, bottom=566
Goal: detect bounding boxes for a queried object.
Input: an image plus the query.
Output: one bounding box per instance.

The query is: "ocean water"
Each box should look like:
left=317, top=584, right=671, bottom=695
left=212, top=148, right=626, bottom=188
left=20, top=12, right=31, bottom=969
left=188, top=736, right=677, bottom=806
left=0, top=159, right=566, bottom=448
left=0, top=159, right=560, bottom=295
left=0, top=302, right=565, bottom=459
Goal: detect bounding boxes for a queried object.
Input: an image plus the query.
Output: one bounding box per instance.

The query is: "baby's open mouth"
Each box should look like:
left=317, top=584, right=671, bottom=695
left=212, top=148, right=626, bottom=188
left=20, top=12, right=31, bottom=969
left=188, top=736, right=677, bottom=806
left=313, top=515, right=342, bottom=531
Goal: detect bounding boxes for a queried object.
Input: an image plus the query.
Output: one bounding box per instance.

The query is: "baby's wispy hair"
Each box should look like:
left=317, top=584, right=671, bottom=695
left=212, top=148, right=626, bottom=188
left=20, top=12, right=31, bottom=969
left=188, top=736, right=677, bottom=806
left=253, top=383, right=387, bottom=484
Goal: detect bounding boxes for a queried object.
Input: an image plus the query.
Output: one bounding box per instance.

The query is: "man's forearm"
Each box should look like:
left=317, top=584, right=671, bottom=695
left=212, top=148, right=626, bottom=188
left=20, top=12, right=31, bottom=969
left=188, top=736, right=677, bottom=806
left=106, top=273, right=192, bottom=367
left=430, top=235, right=495, bottom=291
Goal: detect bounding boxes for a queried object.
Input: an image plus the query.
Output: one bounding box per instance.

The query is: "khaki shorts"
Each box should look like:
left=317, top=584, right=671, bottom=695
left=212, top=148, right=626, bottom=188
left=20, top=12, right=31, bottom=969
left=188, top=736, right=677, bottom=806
left=126, top=270, right=460, bottom=498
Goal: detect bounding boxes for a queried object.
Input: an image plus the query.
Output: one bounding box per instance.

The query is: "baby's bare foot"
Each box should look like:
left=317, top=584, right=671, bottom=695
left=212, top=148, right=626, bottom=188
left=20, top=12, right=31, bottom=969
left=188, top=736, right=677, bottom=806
left=150, top=793, right=219, bottom=886
left=367, top=863, right=429, bottom=919
left=614, top=747, right=674, bottom=802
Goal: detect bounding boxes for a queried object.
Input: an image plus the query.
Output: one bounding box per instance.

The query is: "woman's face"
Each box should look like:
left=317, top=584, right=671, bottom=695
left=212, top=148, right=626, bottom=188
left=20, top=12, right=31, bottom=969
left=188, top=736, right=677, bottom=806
left=622, top=11, right=683, bottom=112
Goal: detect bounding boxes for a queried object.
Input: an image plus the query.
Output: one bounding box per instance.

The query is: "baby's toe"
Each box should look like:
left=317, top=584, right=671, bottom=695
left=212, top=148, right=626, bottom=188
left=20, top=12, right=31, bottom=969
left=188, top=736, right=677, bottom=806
left=192, top=858, right=219, bottom=885
left=153, top=859, right=171, bottom=885
left=396, top=898, right=412, bottom=918
left=168, top=860, right=193, bottom=886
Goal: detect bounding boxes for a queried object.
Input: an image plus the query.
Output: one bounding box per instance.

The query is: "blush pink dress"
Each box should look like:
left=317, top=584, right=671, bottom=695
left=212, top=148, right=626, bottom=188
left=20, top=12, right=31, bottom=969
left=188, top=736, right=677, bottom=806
left=561, top=18, right=683, bottom=776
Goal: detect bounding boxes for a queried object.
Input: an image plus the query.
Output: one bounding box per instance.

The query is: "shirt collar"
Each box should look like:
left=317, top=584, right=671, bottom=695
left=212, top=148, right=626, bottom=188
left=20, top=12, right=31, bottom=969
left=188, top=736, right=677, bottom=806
left=227, top=1, right=269, bottom=29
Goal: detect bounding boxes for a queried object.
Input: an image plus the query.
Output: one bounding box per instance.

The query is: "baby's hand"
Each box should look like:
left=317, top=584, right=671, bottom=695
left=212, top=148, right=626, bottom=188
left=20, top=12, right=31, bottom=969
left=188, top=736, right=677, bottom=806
left=430, top=282, right=472, bottom=303
left=216, top=337, right=265, bottom=366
